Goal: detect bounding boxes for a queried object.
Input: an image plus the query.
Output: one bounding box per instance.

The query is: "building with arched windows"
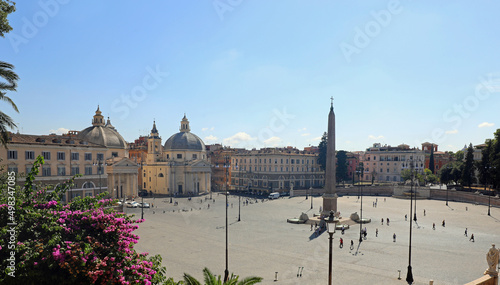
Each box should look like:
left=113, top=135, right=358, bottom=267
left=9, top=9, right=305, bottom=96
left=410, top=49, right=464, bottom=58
left=142, top=115, right=211, bottom=196
left=1, top=106, right=138, bottom=203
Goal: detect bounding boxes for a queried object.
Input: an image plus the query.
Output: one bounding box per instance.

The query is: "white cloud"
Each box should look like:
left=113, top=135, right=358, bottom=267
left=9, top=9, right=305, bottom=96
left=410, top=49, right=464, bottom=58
left=308, top=136, right=322, bottom=143
left=301, top=133, right=311, bottom=137
left=202, top=127, right=215, bottom=132
left=445, top=129, right=458, bottom=134
left=478, top=122, right=495, bottom=128
left=223, top=132, right=256, bottom=147
left=263, top=136, right=282, bottom=146
left=204, top=135, right=218, bottom=142
left=298, top=127, right=307, bottom=132
left=49, top=128, right=69, bottom=135
left=368, top=135, right=384, bottom=140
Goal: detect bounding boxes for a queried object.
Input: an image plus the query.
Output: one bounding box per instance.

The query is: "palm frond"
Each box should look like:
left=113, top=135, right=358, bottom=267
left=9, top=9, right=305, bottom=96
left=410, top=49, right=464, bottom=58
left=183, top=273, right=201, bottom=285
left=202, top=267, right=219, bottom=285
left=0, top=94, right=19, bottom=112
left=237, top=276, right=263, bottom=285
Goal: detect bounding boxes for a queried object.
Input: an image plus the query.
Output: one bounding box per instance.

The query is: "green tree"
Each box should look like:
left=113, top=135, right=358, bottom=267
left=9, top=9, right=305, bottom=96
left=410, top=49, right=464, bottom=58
left=183, top=267, right=262, bottom=285
left=0, top=0, right=15, bottom=37
left=429, top=144, right=435, bottom=174
left=318, top=132, right=327, bottom=171
left=462, top=143, right=476, bottom=189
left=424, top=168, right=438, bottom=184
left=0, top=1, right=19, bottom=148
left=440, top=162, right=463, bottom=186
left=0, top=61, right=19, bottom=147
left=478, top=139, right=493, bottom=190
left=336, top=150, right=348, bottom=183
left=455, top=150, right=465, bottom=161
left=490, top=129, right=500, bottom=190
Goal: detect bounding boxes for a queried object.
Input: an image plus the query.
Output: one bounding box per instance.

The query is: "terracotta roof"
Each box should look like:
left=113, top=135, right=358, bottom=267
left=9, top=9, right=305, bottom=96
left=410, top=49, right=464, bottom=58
left=8, top=133, right=104, bottom=148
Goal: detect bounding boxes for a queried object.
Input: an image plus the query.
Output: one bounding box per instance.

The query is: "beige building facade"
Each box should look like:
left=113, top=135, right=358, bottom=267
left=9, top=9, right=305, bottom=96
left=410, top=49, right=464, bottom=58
left=231, top=147, right=323, bottom=193
left=0, top=106, right=138, bottom=202
left=363, top=143, right=425, bottom=183
left=142, top=116, right=211, bottom=196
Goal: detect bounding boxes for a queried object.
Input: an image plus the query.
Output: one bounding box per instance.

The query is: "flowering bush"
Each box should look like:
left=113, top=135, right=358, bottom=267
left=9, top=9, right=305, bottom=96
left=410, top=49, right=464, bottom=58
left=0, top=156, right=163, bottom=284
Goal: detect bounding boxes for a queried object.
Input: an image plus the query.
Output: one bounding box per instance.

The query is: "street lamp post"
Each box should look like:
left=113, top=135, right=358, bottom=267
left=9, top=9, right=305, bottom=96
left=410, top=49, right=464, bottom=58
left=406, top=160, right=415, bottom=284
left=446, top=165, right=450, bottom=206
left=356, top=165, right=364, bottom=243
left=224, top=155, right=230, bottom=282
left=310, top=187, right=313, bottom=209
left=93, top=158, right=105, bottom=196
left=327, top=222, right=335, bottom=285
left=413, top=159, right=418, bottom=223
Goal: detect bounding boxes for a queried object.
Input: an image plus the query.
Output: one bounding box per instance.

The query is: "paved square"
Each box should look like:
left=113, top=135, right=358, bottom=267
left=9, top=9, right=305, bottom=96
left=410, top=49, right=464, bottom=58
left=132, top=194, right=500, bottom=284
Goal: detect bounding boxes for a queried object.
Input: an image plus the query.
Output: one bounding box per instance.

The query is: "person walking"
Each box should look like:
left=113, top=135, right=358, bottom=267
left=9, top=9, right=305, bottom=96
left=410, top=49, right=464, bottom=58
left=442, top=220, right=445, bottom=227
left=405, top=214, right=407, bottom=221
left=465, top=228, right=468, bottom=237
left=423, top=209, right=426, bottom=216
left=469, top=234, right=475, bottom=242
left=311, top=224, right=313, bottom=231
left=387, top=218, right=390, bottom=226
left=393, top=233, right=396, bottom=242
left=381, top=218, right=384, bottom=225
left=433, top=223, right=436, bottom=230
left=350, top=240, right=354, bottom=250
left=376, top=228, right=378, bottom=237
left=340, top=238, right=343, bottom=248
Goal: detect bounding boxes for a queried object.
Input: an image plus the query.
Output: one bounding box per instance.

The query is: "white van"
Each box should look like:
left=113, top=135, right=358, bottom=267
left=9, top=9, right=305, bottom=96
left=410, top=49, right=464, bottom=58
left=268, top=192, right=280, bottom=199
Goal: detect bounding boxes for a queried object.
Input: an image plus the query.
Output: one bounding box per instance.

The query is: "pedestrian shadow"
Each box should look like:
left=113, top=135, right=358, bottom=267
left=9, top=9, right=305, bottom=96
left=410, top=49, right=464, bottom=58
left=308, top=228, right=325, bottom=241
left=354, top=241, right=363, bottom=256
left=488, top=215, right=500, bottom=222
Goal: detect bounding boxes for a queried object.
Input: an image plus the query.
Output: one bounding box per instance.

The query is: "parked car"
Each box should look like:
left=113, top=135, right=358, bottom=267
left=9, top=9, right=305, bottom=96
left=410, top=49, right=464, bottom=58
left=126, top=201, right=139, bottom=208
left=138, top=202, right=150, bottom=208
left=268, top=192, right=280, bottom=199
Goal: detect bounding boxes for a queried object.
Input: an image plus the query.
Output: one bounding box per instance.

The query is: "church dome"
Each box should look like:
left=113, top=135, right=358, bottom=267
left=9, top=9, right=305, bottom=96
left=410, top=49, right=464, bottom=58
left=164, top=115, right=205, bottom=151
left=77, top=106, right=128, bottom=149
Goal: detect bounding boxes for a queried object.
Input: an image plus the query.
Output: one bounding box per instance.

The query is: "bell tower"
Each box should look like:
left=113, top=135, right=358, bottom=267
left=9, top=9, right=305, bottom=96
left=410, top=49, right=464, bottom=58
left=147, top=120, right=162, bottom=163
left=92, top=105, right=105, bottom=126
left=180, top=114, right=190, bottom=132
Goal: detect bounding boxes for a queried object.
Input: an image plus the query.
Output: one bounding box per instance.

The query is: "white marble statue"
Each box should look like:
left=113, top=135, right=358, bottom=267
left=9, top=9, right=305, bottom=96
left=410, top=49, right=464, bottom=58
left=485, top=244, right=500, bottom=276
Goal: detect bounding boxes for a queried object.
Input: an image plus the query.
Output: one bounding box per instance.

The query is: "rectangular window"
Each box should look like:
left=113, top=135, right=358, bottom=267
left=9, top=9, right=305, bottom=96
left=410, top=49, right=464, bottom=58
left=41, top=151, right=51, bottom=160
left=57, top=166, right=66, bottom=176
left=42, top=166, right=51, bottom=176
left=85, top=166, right=92, bottom=175
left=71, top=152, right=79, bottom=161
left=84, top=153, right=92, bottom=161
left=177, top=154, right=182, bottom=159
left=7, top=150, right=17, bottom=160
left=97, top=153, right=104, bottom=160
left=71, top=166, right=80, bottom=175
left=57, top=152, right=65, bottom=161
left=25, top=151, right=35, bottom=160
left=291, top=159, right=295, bottom=164
left=25, top=165, right=32, bottom=174
left=7, top=165, right=18, bottom=173
left=192, top=154, right=198, bottom=159
left=112, top=152, right=118, bottom=157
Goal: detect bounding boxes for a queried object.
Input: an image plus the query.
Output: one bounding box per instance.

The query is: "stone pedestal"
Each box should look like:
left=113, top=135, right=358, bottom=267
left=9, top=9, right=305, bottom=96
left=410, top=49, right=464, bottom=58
left=322, top=193, right=338, bottom=216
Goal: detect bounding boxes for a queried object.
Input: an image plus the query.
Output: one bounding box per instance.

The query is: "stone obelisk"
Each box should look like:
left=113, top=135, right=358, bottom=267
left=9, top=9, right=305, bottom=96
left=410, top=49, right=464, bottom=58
left=322, top=97, right=337, bottom=215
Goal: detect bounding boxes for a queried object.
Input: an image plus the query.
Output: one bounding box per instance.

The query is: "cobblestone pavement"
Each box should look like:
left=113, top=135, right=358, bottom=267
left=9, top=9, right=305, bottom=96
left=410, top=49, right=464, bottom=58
left=131, top=194, right=500, bottom=285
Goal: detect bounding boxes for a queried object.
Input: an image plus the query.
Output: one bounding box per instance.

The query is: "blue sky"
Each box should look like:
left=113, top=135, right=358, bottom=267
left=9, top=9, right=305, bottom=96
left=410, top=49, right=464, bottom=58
left=2, top=1, right=500, bottom=152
